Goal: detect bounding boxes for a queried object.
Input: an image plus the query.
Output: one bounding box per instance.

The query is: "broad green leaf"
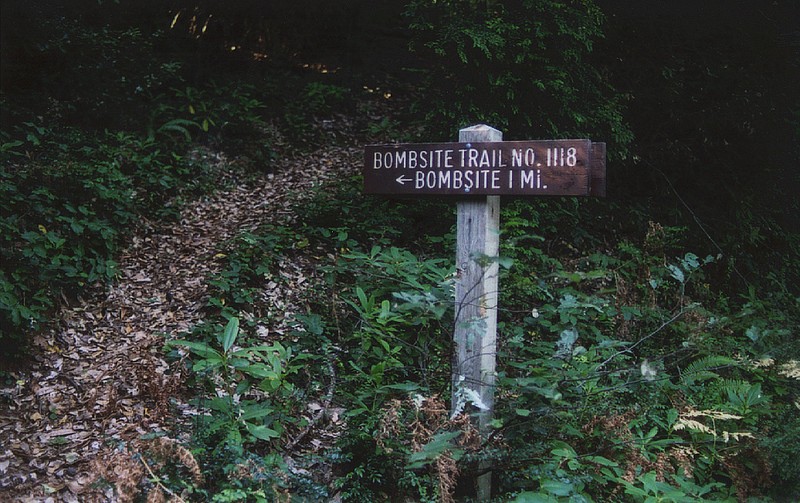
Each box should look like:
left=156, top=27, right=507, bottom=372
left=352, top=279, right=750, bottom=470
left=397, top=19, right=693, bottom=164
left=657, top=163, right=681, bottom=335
left=380, top=382, right=422, bottom=392
left=511, top=492, right=555, bottom=503
left=1, top=140, right=24, bottom=152
left=167, top=340, right=222, bottom=360
left=639, top=472, right=659, bottom=493
left=259, top=377, right=282, bottom=392
left=585, top=455, right=618, bottom=467
left=230, top=344, right=282, bottom=356
left=236, top=364, right=274, bottom=378
left=222, top=316, right=239, bottom=353
left=207, top=396, right=235, bottom=412
left=497, top=256, right=514, bottom=269
left=551, top=442, right=577, bottom=459
left=540, top=479, right=575, bottom=496
left=240, top=405, right=274, bottom=421
left=623, top=484, right=649, bottom=498
left=246, top=422, right=280, bottom=440
left=407, top=431, right=462, bottom=469
left=193, top=358, right=223, bottom=372
left=380, top=299, right=391, bottom=318
left=356, top=286, right=369, bottom=312
left=668, top=264, right=685, bottom=283
left=551, top=448, right=575, bottom=459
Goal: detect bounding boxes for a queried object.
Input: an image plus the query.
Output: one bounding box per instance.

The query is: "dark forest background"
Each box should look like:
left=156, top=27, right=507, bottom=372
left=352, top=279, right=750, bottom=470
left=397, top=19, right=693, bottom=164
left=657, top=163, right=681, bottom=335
left=2, top=0, right=799, bottom=500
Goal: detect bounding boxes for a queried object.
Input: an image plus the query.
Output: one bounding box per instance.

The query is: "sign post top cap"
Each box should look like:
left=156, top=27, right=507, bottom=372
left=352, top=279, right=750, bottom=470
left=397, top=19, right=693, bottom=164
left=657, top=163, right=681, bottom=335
left=460, top=124, right=502, bottom=134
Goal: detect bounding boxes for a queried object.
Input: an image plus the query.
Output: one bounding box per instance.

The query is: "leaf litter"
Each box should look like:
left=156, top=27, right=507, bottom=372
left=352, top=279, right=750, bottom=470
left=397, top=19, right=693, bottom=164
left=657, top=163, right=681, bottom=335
left=0, top=111, right=374, bottom=501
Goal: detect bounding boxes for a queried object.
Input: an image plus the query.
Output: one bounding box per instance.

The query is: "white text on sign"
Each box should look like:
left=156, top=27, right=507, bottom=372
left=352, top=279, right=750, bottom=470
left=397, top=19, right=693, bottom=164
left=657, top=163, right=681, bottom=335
left=363, top=139, right=599, bottom=196
left=371, top=146, right=578, bottom=170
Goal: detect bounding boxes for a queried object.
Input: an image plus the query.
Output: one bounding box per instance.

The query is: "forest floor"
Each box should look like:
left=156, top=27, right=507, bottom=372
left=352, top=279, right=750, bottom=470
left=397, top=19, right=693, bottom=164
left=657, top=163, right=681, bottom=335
left=0, top=114, right=368, bottom=501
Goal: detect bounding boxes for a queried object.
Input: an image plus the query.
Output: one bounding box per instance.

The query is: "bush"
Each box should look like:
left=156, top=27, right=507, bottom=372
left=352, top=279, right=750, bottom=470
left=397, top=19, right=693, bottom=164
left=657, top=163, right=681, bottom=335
left=491, top=217, right=800, bottom=500
left=310, top=181, right=798, bottom=500
left=0, top=82, right=271, bottom=357
left=0, top=134, right=133, bottom=353
left=160, top=160, right=799, bottom=500
left=405, top=0, right=632, bottom=157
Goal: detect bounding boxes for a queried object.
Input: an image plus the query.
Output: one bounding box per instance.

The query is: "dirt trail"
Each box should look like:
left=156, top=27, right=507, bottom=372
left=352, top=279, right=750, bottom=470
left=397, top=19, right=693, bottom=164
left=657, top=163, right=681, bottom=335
left=0, top=124, right=362, bottom=501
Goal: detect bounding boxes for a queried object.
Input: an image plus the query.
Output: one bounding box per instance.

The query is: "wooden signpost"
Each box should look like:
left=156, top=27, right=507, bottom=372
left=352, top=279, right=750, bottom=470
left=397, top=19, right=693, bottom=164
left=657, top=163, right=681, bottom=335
left=364, top=135, right=606, bottom=197
left=364, top=125, right=606, bottom=499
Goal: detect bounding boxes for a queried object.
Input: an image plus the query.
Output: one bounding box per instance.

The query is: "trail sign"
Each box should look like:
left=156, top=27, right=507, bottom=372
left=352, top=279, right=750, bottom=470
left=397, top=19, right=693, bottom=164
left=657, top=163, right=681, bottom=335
left=364, top=139, right=606, bottom=197
left=362, top=126, right=606, bottom=500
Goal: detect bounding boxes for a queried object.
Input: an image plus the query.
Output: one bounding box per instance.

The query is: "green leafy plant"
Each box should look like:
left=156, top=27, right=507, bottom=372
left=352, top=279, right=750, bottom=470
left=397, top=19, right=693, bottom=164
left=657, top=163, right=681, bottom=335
left=0, top=58, right=270, bottom=355
left=165, top=315, right=318, bottom=498
left=333, top=245, right=454, bottom=395
left=405, top=0, right=632, bottom=156
left=168, top=316, right=296, bottom=446
left=206, top=228, right=292, bottom=316
left=621, top=471, right=731, bottom=502
left=281, top=81, right=350, bottom=145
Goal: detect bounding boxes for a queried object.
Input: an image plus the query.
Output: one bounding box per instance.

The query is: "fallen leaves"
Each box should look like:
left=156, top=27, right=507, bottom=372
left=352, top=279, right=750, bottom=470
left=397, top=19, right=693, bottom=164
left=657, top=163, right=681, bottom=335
left=0, top=116, right=364, bottom=500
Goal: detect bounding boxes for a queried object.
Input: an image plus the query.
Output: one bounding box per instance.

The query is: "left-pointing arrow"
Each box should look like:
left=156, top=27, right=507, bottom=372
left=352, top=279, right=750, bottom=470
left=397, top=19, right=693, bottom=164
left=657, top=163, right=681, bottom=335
left=396, top=175, right=412, bottom=185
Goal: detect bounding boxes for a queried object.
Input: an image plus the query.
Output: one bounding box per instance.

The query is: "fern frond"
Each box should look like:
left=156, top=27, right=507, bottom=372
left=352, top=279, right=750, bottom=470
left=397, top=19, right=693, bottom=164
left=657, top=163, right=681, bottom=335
left=683, top=409, right=742, bottom=420
left=721, top=431, right=755, bottom=443
left=679, top=355, right=737, bottom=386
left=779, top=360, right=800, bottom=379
left=718, top=378, right=750, bottom=398
left=674, top=418, right=716, bottom=436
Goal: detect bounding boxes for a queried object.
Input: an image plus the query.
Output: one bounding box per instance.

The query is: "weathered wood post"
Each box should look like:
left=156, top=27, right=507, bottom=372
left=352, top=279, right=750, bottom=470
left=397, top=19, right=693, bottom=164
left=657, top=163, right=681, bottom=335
left=453, top=125, right=500, bottom=499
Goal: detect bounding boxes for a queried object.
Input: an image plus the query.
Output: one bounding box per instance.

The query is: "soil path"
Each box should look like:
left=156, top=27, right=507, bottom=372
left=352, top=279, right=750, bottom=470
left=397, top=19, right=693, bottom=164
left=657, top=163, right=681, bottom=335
left=0, top=123, right=362, bottom=501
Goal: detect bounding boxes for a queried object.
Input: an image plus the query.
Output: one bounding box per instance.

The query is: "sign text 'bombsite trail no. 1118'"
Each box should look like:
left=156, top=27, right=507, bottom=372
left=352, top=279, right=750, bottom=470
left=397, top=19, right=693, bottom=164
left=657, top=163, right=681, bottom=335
left=364, top=139, right=606, bottom=197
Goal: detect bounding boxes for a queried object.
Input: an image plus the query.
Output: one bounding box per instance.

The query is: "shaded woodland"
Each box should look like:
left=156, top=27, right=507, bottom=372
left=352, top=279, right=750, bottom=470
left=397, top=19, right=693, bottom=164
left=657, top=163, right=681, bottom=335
left=1, top=1, right=798, bottom=501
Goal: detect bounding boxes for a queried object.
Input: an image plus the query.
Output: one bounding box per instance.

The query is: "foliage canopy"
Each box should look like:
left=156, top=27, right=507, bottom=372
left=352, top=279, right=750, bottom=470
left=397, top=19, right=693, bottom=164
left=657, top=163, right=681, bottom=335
left=1, top=0, right=798, bottom=500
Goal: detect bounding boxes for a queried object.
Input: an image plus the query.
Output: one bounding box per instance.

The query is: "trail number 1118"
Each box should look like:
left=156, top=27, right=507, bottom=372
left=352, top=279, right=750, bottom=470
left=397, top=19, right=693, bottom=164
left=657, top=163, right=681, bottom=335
left=547, top=147, right=577, bottom=167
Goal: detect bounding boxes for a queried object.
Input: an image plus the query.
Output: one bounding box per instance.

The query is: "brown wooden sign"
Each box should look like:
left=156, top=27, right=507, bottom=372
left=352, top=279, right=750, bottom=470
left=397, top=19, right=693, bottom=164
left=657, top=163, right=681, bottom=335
left=364, top=140, right=606, bottom=196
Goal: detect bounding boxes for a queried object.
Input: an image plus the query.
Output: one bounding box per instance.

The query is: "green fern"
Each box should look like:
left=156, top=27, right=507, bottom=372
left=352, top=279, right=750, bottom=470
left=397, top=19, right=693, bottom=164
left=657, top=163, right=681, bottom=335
left=679, top=355, right=738, bottom=386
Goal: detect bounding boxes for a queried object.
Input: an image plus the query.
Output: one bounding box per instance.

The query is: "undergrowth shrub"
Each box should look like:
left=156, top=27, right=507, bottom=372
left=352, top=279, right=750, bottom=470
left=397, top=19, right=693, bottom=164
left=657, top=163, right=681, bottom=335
left=492, top=210, right=799, bottom=501
left=0, top=81, right=271, bottom=358
left=1, top=126, right=187, bottom=354
left=318, top=183, right=796, bottom=500
left=1, top=1, right=277, bottom=356
left=1, top=140, right=133, bottom=352
left=166, top=315, right=319, bottom=500
left=293, top=174, right=454, bottom=252
left=166, top=170, right=798, bottom=500
left=405, top=0, right=632, bottom=157
left=314, top=242, right=463, bottom=502
left=205, top=226, right=297, bottom=317
left=0, top=3, right=274, bottom=354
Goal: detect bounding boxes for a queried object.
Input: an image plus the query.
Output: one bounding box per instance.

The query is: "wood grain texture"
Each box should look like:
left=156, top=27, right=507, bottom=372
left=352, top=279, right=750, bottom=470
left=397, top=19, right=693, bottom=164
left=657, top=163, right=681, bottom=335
left=590, top=142, right=607, bottom=197
left=364, top=139, right=594, bottom=196
left=454, top=125, right=500, bottom=501
left=453, top=125, right=500, bottom=429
